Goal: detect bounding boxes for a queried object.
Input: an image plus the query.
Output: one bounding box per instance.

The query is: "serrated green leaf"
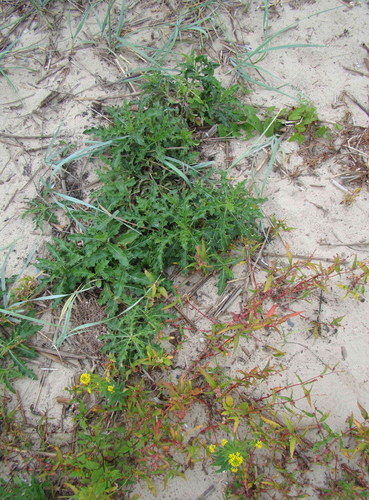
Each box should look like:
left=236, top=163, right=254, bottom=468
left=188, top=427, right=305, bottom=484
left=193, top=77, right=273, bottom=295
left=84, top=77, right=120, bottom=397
left=107, top=244, right=129, bottom=267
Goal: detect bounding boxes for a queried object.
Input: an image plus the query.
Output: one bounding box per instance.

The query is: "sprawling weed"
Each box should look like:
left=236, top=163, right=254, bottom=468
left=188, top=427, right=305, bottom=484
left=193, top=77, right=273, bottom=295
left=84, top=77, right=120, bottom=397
left=37, top=54, right=266, bottom=368
left=0, top=474, right=52, bottom=499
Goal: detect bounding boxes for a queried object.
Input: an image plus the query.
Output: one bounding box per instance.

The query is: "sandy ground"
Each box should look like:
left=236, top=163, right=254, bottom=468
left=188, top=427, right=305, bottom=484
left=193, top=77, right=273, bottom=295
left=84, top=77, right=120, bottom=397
left=1, top=0, right=369, bottom=498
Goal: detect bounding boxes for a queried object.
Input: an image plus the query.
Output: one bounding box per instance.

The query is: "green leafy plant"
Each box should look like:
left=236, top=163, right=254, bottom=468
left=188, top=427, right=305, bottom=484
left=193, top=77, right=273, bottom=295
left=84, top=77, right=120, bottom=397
left=0, top=37, right=36, bottom=89
left=58, top=365, right=189, bottom=498
left=207, top=437, right=264, bottom=473
left=0, top=474, right=53, bottom=500
left=0, top=249, right=41, bottom=391
left=139, top=52, right=267, bottom=137
left=90, top=0, right=127, bottom=52
left=34, top=253, right=369, bottom=497
left=22, top=187, right=59, bottom=230
left=285, top=102, right=327, bottom=143
left=37, top=55, right=266, bottom=369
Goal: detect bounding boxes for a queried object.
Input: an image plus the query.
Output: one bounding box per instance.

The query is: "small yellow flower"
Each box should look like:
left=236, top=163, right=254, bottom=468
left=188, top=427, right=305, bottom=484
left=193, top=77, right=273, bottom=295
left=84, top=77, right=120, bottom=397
left=255, top=440, right=263, bottom=449
left=87, top=387, right=92, bottom=394
left=208, top=444, right=217, bottom=453
left=105, top=376, right=111, bottom=382
left=107, top=385, right=115, bottom=393
left=231, top=468, right=239, bottom=473
left=80, top=373, right=91, bottom=385
left=221, top=439, right=228, bottom=447
left=228, top=452, right=243, bottom=468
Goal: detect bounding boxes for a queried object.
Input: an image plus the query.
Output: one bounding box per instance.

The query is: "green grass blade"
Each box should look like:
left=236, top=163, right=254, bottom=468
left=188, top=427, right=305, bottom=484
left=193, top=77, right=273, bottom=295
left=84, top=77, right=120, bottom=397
left=10, top=293, right=72, bottom=309
left=161, top=156, right=191, bottom=185
left=115, top=0, right=126, bottom=37
left=0, top=307, right=56, bottom=327
left=48, top=138, right=127, bottom=180
left=8, top=351, right=37, bottom=380
left=258, top=43, right=323, bottom=53
left=1, top=241, right=17, bottom=296
left=52, top=192, right=141, bottom=234
left=116, top=38, right=161, bottom=66
left=263, top=0, right=269, bottom=40
left=69, top=3, right=94, bottom=41
left=258, top=136, right=280, bottom=197
left=63, top=292, right=149, bottom=341
left=230, top=136, right=275, bottom=169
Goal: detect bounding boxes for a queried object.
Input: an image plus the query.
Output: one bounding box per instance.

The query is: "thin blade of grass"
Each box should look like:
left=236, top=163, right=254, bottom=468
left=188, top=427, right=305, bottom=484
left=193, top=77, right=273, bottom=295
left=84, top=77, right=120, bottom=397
left=52, top=192, right=141, bottom=233
left=230, top=108, right=283, bottom=171
left=155, top=15, right=209, bottom=62
left=116, top=38, right=162, bottom=67
left=230, top=16, right=324, bottom=98
left=47, top=138, right=127, bottom=180
left=69, top=3, right=94, bottom=42
left=52, top=197, right=87, bottom=232
left=263, top=0, right=269, bottom=40
left=163, top=156, right=214, bottom=172
left=257, top=136, right=280, bottom=197
left=1, top=241, right=18, bottom=305
left=230, top=136, right=275, bottom=169
left=44, top=125, right=63, bottom=166
left=10, top=293, right=73, bottom=309
left=0, top=308, right=56, bottom=327
left=258, top=43, right=323, bottom=53
left=115, top=0, right=126, bottom=37
left=160, top=157, right=191, bottom=185
left=53, top=284, right=92, bottom=347
left=230, top=61, right=298, bottom=100
left=63, top=292, right=149, bottom=340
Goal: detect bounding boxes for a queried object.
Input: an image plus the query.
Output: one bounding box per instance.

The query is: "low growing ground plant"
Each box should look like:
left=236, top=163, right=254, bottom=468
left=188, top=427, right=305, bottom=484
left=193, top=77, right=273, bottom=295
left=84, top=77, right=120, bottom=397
left=37, top=54, right=269, bottom=370
left=24, top=253, right=365, bottom=498
left=0, top=258, right=41, bottom=391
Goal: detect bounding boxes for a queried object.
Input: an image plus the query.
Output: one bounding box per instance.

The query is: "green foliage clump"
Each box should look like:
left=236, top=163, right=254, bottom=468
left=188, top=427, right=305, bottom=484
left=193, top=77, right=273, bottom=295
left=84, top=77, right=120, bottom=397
left=286, top=103, right=327, bottom=143
left=0, top=474, right=52, bottom=499
left=0, top=276, right=40, bottom=391
left=22, top=190, right=59, bottom=230
left=139, top=53, right=267, bottom=137
left=37, top=54, right=266, bottom=368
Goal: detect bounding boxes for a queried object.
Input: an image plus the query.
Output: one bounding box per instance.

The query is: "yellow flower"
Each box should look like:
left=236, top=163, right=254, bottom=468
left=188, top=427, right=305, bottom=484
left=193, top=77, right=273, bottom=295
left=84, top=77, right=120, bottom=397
left=231, top=468, right=239, bottom=473
left=208, top=444, right=217, bottom=453
left=255, top=440, right=263, bottom=449
left=80, top=373, right=91, bottom=385
left=228, top=452, right=243, bottom=468
left=87, top=387, right=92, bottom=394
left=107, top=385, right=115, bottom=393
left=221, top=439, right=228, bottom=447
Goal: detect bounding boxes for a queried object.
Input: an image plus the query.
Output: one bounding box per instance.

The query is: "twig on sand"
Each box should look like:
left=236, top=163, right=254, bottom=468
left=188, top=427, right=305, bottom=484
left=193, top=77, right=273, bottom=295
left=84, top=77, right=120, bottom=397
left=16, top=390, right=27, bottom=425
left=262, top=252, right=338, bottom=263
left=206, top=285, right=243, bottom=317
left=196, top=484, right=216, bottom=500
left=343, top=66, right=369, bottom=78
left=32, top=346, right=99, bottom=360
left=174, top=305, right=198, bottom=330
left=343, top=90, right=369, bottom=117
left=0, top=132, right=65, bottom=140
